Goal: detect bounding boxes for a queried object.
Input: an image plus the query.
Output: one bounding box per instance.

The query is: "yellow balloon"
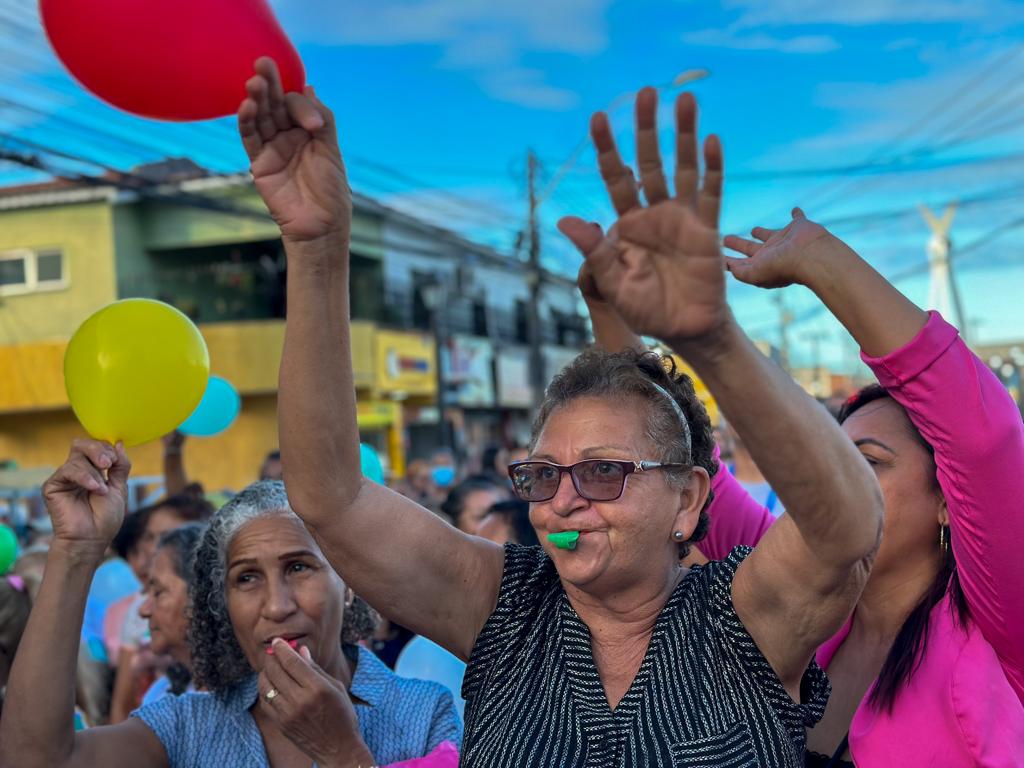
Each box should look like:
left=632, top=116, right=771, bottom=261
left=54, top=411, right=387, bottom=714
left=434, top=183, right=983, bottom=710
left=64, top=299, right=210, bottom=447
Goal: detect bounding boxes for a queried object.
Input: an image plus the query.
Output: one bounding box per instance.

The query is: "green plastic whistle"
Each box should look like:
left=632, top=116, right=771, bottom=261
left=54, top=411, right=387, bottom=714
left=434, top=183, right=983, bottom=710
left=547, top=531, right=581, bottom=550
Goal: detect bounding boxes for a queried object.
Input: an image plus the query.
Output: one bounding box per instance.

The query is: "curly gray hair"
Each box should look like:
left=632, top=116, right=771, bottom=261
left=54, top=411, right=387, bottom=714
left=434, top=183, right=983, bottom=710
left=188, top=480, right=379, bottom=692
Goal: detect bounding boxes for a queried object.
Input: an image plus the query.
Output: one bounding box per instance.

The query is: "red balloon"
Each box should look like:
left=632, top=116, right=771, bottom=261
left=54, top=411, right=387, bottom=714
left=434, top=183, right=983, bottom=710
left=40, top=0, right=305, bottom=121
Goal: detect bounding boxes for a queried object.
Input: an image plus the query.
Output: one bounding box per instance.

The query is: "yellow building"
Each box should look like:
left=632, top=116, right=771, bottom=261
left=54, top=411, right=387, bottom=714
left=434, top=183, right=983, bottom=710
left=0, top=171, right=425, bottom=492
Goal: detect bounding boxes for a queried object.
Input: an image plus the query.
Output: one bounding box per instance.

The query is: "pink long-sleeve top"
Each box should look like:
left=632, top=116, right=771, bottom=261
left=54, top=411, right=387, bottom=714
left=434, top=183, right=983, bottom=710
left=701, top=312, right=1024, bottom=765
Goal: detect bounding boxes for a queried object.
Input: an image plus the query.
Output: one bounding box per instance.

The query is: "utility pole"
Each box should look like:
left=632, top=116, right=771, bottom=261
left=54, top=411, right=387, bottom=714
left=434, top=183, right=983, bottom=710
left=772, top=293, right=793, bottom=373
left=526, top=150, right=546, bottom=412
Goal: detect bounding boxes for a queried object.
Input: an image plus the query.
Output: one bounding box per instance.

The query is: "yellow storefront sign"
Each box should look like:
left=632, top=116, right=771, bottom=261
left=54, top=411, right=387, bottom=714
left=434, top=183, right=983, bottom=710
left=356, top=400, right=400, bottom=429
left=374, top=330, right=436, bottom=396
left=350, top=321, right=376, bottom=389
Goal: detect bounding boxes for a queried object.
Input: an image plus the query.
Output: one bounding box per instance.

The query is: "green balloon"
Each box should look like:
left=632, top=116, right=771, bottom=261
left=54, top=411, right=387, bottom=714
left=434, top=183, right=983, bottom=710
left=0, top=525, right=18, bottom=575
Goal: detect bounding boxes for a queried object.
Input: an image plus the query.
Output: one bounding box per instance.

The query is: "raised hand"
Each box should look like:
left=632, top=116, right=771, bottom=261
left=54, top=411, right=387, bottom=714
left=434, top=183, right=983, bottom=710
left=41, top=439, right=131, bottom=555
left=239, top=57, right=351, bottom=245
left=723, top=208, right=849, bottom=289
left=161, top=429, right=185, bottom=454
left=575, top=232, right=607, bottom=305
left=559, top=88, right=729, bottom=343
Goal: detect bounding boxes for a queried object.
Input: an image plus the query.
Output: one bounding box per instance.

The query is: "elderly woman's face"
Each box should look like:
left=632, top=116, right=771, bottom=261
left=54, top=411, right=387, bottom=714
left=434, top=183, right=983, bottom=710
left=529, top=396, right=702, bottom=592
left=225, top=515, right=347, bottom=674
left=139, top=547, right=190, bottom=662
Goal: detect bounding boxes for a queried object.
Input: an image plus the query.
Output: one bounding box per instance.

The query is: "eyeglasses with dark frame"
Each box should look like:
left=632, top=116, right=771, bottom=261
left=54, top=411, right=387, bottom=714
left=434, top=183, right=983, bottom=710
left=507, top=459, right=687, bottom=503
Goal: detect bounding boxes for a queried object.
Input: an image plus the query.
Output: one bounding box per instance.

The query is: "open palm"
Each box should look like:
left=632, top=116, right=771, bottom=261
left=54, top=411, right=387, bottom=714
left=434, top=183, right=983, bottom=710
left=594, top=202, right=725, bottom=340
left=560, top=88, right=728, bottom=342
left=239, top=58, right=351, bottom=244
left=723, top=208, right=839, bottom=289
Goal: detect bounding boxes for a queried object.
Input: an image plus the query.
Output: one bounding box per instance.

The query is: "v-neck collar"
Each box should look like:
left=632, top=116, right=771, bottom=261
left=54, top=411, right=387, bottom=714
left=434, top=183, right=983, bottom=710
left=558, top=574, right=687, bottom=719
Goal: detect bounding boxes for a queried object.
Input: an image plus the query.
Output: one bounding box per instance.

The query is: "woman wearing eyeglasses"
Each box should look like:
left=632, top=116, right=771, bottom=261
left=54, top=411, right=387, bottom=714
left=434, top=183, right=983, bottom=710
left=247, top=59, right=883, bottom=766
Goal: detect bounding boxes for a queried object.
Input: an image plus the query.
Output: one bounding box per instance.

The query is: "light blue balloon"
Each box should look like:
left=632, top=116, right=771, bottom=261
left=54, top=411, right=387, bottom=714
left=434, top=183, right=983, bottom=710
left=179, top=375, right=240, bottom=437
left=395, top=635, right=466, bottom=718
left=359, top=443, right=385, bottom=484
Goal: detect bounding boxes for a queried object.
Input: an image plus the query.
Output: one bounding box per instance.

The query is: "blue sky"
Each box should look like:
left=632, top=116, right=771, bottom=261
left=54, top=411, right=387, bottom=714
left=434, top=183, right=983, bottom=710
left=2, top=0, right=1024, bottom=371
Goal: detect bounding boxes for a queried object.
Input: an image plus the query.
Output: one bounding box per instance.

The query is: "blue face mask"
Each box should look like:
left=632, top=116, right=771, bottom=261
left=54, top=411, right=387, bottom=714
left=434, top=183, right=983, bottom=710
left=431, top=465, right=456, bottom=488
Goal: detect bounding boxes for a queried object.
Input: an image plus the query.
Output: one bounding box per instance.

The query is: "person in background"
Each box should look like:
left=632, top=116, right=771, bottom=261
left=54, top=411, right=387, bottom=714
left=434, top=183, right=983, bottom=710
left=504, top=444, right=528, bottom=466
left=138, top=524, right=206, bottom=706
left=161, top=432, right=188, bottom=498
left=720, top=420, right=784, bottom=517
left=399, top=459, right=439, bottom=510
left=104, top=507, right=153, bottom=666
left=475, top=499, right=539, bottom=547
left=4, top=557, right=101, bottom=729
left=0, top=572, right=32, bottom=719
left=475, top=445, right=504, bottom=486
left=0, top=449, right=461, bottom=768
left=259, top=450, right=283, bottom=482
left=439, top=478, right=508, bottom=536
left=428, top=448, right=458, bottom=493
left=109, top=494, right=214, bottom=723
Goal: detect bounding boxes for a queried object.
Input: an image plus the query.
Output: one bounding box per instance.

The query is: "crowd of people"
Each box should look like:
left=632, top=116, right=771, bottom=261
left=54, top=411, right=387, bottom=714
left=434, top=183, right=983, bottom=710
left=0, top=57, right=1021, bottom=767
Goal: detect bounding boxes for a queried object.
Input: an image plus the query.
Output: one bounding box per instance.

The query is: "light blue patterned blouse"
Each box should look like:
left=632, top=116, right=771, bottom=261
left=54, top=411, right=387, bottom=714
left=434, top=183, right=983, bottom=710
left=132, top=645, right=462, bottom=766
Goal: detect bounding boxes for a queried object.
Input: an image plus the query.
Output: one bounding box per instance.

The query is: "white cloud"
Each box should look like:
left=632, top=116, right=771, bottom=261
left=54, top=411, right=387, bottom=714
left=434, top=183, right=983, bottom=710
left=481, top=69, right=579, bottom=110
left=271, top=0, right=611, bottom=110
left=884, top=37, right=920, bottom=51
left=752, top=43, right=1024, bottom=165
left=683, top=28, right=839, bottom=54
left=721, top=0, right=1024, bottom=28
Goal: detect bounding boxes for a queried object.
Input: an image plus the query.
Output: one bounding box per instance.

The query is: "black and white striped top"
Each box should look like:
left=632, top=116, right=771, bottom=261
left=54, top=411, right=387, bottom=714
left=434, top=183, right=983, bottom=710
left=460, top=545, right=829, bottom=767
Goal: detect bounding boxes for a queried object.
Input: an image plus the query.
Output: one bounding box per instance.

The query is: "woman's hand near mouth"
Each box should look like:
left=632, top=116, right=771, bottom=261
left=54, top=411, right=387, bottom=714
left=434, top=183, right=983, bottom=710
left=258, top=639, right=374, bottom=768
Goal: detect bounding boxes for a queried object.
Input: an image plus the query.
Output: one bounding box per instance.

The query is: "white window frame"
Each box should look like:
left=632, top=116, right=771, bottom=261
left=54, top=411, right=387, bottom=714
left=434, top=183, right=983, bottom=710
left=0, top=248, right=69, bottom=297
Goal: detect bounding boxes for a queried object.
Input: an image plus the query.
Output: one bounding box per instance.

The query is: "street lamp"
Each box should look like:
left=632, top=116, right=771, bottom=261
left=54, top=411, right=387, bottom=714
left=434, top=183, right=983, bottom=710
left=536, top=68, right=711, bottom=207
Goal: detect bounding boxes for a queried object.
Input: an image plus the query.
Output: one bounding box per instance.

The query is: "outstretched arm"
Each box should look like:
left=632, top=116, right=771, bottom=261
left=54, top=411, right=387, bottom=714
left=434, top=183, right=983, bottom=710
left=727, top=213, right=1024, bottom=698
left=565, top=178, right=776, bottom=562
left=576, top=89, right=882, bottom=697
left=241, top=59, right=503, bottom=662
left=160, top=431, right=188, bottom=497
left=0, top=441, right=167, bottom=768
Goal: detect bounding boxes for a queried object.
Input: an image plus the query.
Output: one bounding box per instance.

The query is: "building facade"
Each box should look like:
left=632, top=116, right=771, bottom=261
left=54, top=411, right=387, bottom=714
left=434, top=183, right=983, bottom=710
left=0, top=164, right=586, bottom=492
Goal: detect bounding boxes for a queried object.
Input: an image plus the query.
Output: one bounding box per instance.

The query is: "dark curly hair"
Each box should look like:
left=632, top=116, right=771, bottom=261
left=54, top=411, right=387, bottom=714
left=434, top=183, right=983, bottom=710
left=188, top=481, right=379, bottom=693
left=530, top=348, right=719, bottom=556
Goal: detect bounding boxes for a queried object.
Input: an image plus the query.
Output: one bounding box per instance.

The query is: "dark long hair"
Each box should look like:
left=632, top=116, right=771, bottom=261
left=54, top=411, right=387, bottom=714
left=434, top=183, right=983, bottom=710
left=838, top=385, right=970, bottom=712
left=484, top=499, right=540, bottom=547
